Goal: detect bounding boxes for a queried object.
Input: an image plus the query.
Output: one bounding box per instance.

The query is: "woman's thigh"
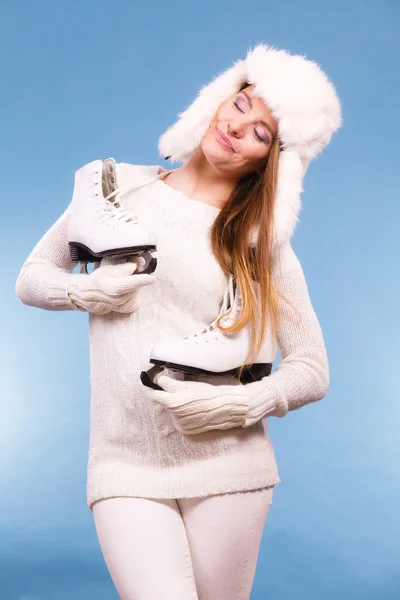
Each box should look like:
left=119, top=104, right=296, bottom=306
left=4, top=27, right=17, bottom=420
left=177, top=486, right=274, bottom=600
left=92, top=496, right=199, bottom=600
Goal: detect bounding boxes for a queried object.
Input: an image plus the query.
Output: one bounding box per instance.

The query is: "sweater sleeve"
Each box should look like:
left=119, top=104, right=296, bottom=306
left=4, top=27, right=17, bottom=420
left=15, top=202, right=87, bottom=311
left=243, top=241, right=330, bottom=426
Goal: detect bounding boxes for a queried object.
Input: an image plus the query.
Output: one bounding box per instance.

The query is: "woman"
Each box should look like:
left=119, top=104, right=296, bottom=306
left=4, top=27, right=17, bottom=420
left=15, top=43, right=342, bottom=600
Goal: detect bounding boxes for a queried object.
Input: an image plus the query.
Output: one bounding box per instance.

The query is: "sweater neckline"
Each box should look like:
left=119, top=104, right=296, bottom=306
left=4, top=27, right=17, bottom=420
left=154, top=166, right=222, bottom=220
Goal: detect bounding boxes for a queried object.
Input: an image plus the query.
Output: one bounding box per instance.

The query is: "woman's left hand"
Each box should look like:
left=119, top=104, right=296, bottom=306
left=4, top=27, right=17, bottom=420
left=143, top=372, right=250, bottom=435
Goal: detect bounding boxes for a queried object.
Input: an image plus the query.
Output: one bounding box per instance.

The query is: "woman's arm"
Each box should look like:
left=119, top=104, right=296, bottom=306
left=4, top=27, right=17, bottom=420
left=15, top=202, right=85, bottom=311
left=243, top=241, right=330, bottom=425
left=144, top=241, right=331, bottom=435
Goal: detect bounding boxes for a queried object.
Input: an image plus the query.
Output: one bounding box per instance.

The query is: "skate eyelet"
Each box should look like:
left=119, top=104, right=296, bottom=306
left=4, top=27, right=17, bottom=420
left=109, top=166, right=113, bottom=172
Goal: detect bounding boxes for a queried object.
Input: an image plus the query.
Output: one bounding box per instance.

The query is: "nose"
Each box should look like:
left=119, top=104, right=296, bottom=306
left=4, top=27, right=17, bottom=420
left=228, top=120, right=245, bottom=139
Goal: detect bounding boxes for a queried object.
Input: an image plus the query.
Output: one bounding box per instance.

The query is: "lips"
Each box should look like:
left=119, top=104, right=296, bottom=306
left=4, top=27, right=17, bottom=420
left=216, top=127, right=234, bottom=152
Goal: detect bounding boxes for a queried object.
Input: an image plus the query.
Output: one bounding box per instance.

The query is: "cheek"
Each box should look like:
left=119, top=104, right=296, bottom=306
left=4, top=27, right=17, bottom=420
left=240, top=139, right=269, bottom=162
left=202, top=125, right=219, bottom=151
left=214, top=102, right=236, bottom=127
left=215, top=99, right=232, bottom=118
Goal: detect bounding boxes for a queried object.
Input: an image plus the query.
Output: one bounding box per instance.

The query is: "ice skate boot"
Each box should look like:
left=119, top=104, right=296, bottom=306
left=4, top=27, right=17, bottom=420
left=140, top=275, right=277, bottom=390
left=68, top=158, right=157, bottom=275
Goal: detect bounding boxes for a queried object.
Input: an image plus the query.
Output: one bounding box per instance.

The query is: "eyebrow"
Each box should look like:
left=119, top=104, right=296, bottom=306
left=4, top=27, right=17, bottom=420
left=239, top=90, right=274, bottom=138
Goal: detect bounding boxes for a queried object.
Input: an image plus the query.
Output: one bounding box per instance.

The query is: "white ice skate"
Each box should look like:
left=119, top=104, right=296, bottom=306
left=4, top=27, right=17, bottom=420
left=68, top=158, right=157, bottom=275
left=140, top=275, right=277, bottom=390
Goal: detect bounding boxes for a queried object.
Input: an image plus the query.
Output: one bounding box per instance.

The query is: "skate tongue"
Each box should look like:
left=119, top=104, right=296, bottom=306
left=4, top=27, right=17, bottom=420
left=102, top=158, right=117, bottom=197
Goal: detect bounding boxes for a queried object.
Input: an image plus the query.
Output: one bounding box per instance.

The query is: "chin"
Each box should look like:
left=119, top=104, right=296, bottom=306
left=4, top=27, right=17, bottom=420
left=200, top=135, right=235, bottom=170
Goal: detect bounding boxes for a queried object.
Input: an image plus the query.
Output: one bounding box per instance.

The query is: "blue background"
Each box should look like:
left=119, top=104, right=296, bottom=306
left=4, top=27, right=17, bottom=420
left=2, top=0, right=399, bottom=598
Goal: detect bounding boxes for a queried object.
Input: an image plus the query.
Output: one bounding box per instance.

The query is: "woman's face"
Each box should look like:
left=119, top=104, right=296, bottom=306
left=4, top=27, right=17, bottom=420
left=200, top=84, right=279, bottom=178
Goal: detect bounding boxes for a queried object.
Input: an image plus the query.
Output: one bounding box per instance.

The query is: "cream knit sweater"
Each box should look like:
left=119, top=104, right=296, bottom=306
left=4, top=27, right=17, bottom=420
left=15, top=163, right=330, bottom=510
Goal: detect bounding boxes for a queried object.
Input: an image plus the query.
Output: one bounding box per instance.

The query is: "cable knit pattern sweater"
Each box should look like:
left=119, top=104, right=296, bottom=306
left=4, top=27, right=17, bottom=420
left=15, top=163, right=330, bottom=510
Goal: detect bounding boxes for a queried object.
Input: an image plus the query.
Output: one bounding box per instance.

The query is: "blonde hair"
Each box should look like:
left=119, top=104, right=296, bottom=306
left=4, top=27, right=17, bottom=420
left=210, top=84, right=296, bottom=380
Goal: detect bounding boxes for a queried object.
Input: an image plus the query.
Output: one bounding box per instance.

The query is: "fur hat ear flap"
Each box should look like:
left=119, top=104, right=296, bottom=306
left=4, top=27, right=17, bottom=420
left=158, top=60, right=248, bottom=163
left=272, top=150, right=304, bottom=248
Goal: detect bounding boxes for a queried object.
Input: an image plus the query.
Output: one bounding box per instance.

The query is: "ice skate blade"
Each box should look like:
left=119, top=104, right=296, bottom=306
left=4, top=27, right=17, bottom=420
left=140, top=366, right=164, bottom=390
left=69, top=241, right=156, bottom=263
left=149, top=359, right=272, bottom=384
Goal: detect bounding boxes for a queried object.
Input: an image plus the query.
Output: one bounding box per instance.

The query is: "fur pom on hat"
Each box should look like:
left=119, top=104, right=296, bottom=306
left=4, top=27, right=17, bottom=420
left=158, top=43, right=342, bottom=247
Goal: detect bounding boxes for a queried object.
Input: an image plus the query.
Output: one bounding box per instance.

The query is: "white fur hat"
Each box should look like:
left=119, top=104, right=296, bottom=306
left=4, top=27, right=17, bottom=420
left=158, top=43, right=342, bottom=247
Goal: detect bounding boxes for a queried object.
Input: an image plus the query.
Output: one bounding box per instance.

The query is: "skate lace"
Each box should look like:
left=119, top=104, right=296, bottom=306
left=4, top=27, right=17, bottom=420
left=97, top=168, right=174, bottom=226
left=101, top=188, right=139, bottom=224
left=92, top=167, right=139, bottom=225
left=183, top=274, right=240, bottom=340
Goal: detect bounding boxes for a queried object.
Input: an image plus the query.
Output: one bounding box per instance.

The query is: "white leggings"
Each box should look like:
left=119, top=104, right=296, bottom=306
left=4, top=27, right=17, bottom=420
left=92, top=486, right=274, bottom=600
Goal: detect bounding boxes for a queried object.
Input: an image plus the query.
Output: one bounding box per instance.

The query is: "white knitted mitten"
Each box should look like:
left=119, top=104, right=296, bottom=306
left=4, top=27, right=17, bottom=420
left=145, top=371, right=250, bottom=435
left=66, top=261, right=156, bottom=315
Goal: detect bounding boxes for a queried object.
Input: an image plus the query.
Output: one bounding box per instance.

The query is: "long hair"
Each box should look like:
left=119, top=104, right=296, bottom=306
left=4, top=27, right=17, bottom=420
left=210, top=83, right=295, bottom=381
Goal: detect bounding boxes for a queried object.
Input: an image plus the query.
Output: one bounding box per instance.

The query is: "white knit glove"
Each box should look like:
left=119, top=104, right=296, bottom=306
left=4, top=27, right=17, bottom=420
left=145, top=371, right=250, bottom=435
left=66, top=260, right=156, bottom=315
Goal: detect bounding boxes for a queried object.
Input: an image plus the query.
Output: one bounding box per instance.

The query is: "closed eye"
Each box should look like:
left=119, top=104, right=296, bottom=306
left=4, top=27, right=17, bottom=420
left=232, top=101, right=268, bottom=145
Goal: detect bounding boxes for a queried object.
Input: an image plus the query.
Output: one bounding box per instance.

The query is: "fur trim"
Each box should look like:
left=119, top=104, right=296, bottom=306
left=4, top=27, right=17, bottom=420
left=158, top=43, right=342, bottom=247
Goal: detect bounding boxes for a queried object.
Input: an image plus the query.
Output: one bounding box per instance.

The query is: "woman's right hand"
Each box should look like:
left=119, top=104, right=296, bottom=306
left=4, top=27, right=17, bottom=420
left=66, top=260, right=156, bottom=315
